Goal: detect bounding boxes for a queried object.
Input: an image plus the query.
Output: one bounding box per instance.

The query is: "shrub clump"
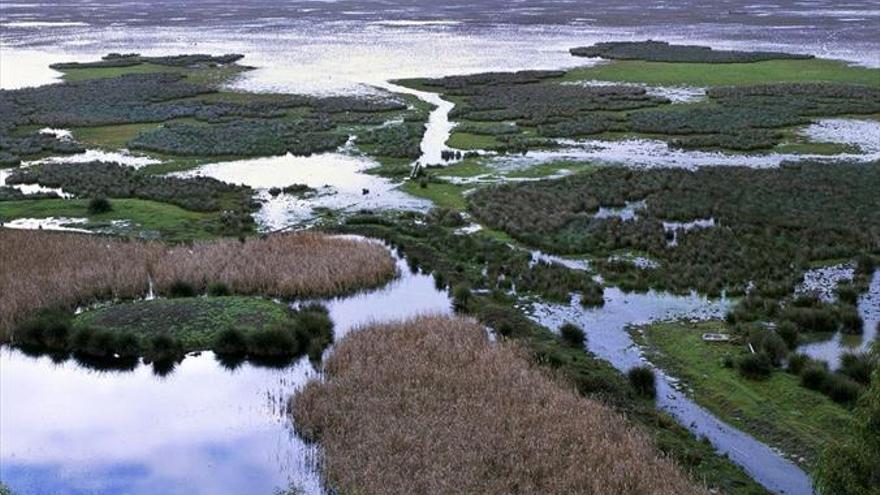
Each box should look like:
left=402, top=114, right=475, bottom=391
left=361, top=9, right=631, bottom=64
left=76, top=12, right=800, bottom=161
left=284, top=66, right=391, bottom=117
left=628, top=365, right=657, bottom=399
left=559, top=322, right=586, bottom=348
left=87, top=197, right=113, bottom=214
left=737, top=352, right=773, bottom=380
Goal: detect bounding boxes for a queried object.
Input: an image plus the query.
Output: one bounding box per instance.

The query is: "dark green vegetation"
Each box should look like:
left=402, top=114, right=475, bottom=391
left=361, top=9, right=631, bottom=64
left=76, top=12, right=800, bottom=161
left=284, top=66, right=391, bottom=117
left=400, top=49, right=879, bottom=155
left=628, top=366, right=657, bottom=399
left=634, top=321, right=852, bottom=468
left=570, top=41, right=813, bottom=64
left=356, top=122, right=426, bottom=159
left=814, top=343, right=880, bottom=495
left=15, top=297, right=334, bottom=368
left=0, top=53, right=417, bottom=170
left=335, top=211, right=767, bottom=494
left=3, top=160, right=256, bottom=237
left=469, top=161, right=880, bottom=297
left=49, top=52, right=245, bottom=70
left=6, top=161, right=252, bottom=212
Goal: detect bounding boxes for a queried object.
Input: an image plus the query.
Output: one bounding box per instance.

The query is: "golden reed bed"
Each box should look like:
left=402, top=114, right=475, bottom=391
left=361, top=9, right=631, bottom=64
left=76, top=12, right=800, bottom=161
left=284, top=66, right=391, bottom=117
left=292, top=316, right=706, bottom=495
left=0, top=229, right=395, bottom=339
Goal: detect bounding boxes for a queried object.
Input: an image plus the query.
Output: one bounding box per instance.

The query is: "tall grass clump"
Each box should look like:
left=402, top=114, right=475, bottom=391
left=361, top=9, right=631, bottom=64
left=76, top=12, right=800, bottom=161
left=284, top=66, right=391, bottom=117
left=628, top=365, right=657, bottom=399
left=559, top=321, right=586, bottom=347
left=292, top=316, right=706, bottom=495
left=0, top=230, right=395, bottom=340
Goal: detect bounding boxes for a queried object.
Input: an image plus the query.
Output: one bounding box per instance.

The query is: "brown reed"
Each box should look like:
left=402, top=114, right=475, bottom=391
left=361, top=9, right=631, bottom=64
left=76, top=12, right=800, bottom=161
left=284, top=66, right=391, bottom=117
left=292, top=315, right=707, bottom=495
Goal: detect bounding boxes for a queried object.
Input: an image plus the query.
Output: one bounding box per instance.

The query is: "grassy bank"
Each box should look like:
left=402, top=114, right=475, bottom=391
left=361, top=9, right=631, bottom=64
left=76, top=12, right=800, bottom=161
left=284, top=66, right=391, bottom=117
left=633, top=320, right=851, bottom=467
left=0, top=229, right=396, bottom=339
left=0, top=198, right=217, bottom=241
left=293, top=316, right=708, bottom=495
left=563, top=58, right=880, bottom=88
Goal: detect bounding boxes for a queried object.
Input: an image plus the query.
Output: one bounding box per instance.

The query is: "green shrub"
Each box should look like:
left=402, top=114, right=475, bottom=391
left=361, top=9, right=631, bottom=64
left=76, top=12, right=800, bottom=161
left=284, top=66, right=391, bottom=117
left=207, top=282, right=231, bottom=297
left=776, top=321, right=799, bottom=350
left=839, top=352, right=876, bottom=386
left=786, top=353, right=811, bottom=374
left=212, top=328, right=248, bottom=355
left=837, top=304, right=864, bottom=334
left=822, top=374, right=864, bottom=405
left=168, top=280, right=197, bottom=298
left=115, top=333, right=141, bottom=357
left=628, top=366, right=657, bottom=399
left=737, top=353, right=773, bottom=380
left=87, top=197, right=113, bottom=214
left=801, top=364, right=830, bottom=390
left=145, top=334, right=183, bottom=362
left=452, top=285, right=472, bottom=311
left=559, top=322, right=586, bottom=348
left=15, top=308, right=72, bottom=349
left=247, top=323, right=299, bottom=357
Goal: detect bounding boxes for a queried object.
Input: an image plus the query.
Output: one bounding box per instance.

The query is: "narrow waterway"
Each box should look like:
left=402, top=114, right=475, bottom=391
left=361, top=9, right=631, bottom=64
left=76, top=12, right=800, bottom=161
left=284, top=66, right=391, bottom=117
left=528, top=288, right=815, bottom=495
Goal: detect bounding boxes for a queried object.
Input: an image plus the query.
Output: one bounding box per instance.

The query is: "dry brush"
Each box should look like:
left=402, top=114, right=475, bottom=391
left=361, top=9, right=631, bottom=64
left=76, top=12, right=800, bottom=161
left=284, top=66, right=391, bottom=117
left=0, top=229, right=395, bottom=340
left=292, top=315, right=706, bottom=495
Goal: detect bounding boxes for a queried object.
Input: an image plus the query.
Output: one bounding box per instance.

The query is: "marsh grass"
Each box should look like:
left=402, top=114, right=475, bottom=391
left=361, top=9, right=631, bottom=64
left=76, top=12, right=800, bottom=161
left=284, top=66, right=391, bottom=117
left=0, top=230, right=395, bottom=340
left=292, top=316, right=705, bottom=495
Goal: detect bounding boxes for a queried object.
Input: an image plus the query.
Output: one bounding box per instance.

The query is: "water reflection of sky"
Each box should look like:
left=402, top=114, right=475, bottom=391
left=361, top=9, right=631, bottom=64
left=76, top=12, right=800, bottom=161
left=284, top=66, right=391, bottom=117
left=0, top=250, right=451, bottom=495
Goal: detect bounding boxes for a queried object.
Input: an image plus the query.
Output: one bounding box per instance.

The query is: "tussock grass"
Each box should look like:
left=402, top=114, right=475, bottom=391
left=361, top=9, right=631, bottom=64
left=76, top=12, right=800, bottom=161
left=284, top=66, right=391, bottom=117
left=292, top=316, right=705, bottom=495
left=0, top=230, right=395, bottom=340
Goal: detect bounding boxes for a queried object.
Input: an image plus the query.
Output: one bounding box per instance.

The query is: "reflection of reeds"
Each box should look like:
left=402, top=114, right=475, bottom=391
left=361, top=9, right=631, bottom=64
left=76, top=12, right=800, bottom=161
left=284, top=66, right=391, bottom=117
left=292, top=316, right=705, bottom=495
left=0, top=230, right=395, bottom=339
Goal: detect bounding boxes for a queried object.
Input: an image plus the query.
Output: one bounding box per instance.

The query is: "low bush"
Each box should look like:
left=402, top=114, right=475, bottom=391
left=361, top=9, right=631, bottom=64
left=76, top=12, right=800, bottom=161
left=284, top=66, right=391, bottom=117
left=15, top=309, right=72, bottom=350
left=207, top=282, right=231, bottom=297
left=559, top=322, right=586, bottom=348
left=627, top=365, right=657, bottom=399
left=821, top=373, right=864, bottom=405
left=87, top=197, right=113, bottom=214
left=839, top=352, right=877, bottom=386
left=452, top=284, right=472, bottom=311
left=145, top=334, right=184, bottom=363
left=776, top=321, right=799, bottom=350
left=786, top=353, right=811, bottom=375
left=800, top=364, right=830, bottom=391
left=168, top=280, right=197, bottom=298
left=247, top=323, right=299, bottom=357
left=737, top=352, right=773, bottom=380
left=569, top=41, right=813, bottom=63
left=212, top=327, right=249, bottom=355
left=837, top=304, right=864, bottom=334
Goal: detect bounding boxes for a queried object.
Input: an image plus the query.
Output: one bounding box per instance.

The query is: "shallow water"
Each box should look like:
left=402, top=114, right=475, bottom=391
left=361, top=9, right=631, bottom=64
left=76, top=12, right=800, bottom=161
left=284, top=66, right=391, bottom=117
left=0, top=246, right=452, bottom=495
left=528, top=289, right=816, bottom=495
left=483, top=133, right=880, bottom=171
left=799, top=271, right=880, bottom=367
left=173, top=151, right=430, bottom=230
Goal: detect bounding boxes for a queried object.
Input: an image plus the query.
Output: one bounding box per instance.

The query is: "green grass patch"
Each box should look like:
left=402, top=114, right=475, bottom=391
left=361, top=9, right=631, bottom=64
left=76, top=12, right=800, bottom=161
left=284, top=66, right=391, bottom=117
left=505, top=160, right=595, bottom=179
left=447, top=131, right=503, bottom=150
left=74, top=296, right=290, bottom=350
left=58, top=62, right=249, bottom=87
left=563, top=59, right=880, bottom=87
left=400, top=180, right=470, bottom=209
left=0, top=198, right=219, bottom=241
left=634, top=320, right=851, bottom=468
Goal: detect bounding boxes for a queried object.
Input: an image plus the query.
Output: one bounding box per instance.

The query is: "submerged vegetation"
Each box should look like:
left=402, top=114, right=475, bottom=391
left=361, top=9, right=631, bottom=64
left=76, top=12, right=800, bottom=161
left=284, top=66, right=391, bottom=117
left=0, top=229, right=395, bottom=340
left=293, top=316, right=707, bottom=495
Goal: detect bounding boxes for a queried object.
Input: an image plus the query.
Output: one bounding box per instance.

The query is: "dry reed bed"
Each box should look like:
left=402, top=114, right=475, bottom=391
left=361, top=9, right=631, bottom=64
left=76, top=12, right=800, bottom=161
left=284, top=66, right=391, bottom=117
left=0, top=229, right=395, bottom=339
left=292, top=316, right=706, bottom=495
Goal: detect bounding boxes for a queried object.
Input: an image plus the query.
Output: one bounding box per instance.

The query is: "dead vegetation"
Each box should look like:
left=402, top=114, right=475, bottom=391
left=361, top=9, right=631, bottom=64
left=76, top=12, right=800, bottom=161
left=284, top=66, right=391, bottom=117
left=0, top=229, right=395, bottom=339
left=292, top=316, right=706, bottom=495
